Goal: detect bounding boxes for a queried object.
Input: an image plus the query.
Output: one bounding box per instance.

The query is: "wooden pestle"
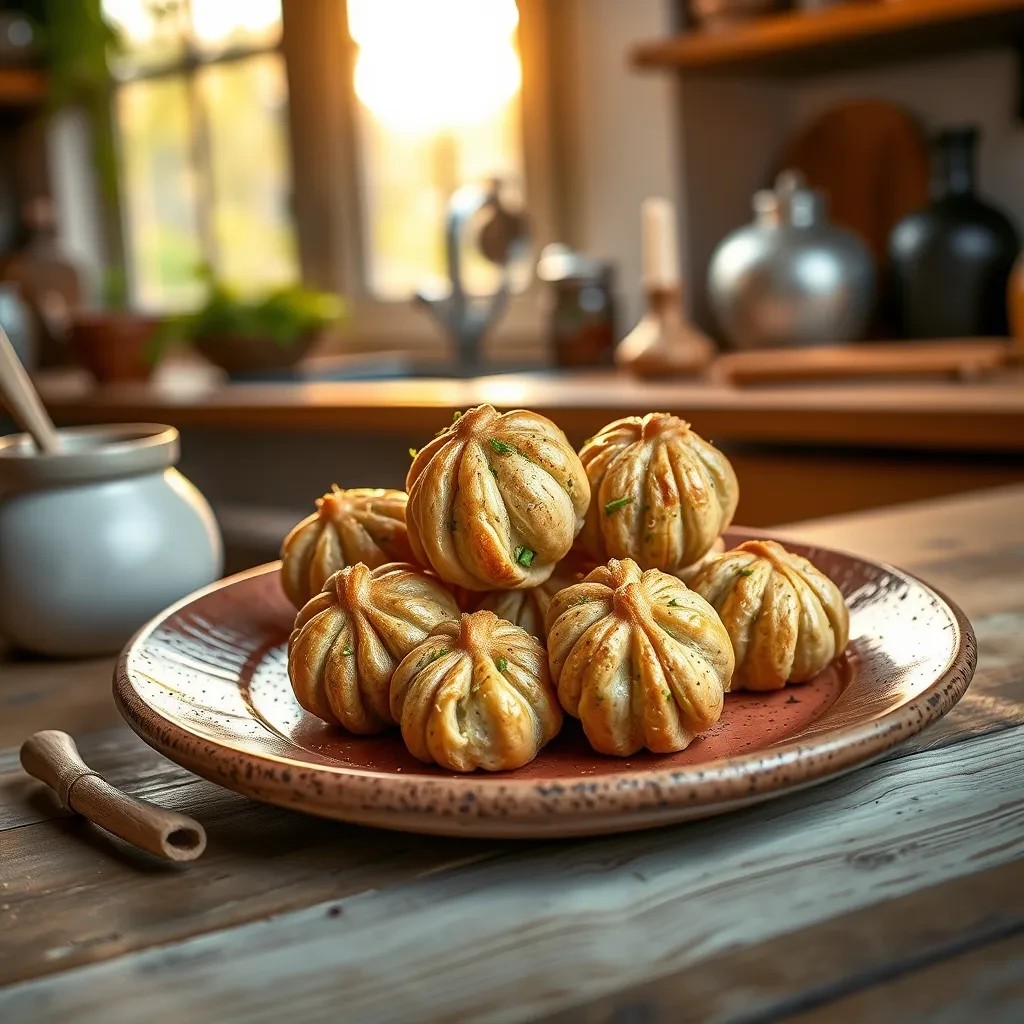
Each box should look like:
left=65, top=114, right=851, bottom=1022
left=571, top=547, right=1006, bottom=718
left=20, top=730, right=207, bottom=863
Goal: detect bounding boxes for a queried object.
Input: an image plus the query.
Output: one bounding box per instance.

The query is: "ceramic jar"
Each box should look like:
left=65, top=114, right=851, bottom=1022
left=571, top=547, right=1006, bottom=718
left=708, top=172, right=875, bottom=350
left=889, top=127, right=1020, bottom=338
left=0, top=424, right=223, bottom=656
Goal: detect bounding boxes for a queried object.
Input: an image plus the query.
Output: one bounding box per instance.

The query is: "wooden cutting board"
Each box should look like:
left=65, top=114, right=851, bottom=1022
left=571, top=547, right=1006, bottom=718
left=713, top=340, right=1015, bottom=386
left=777, top=100, right=930, bottom=271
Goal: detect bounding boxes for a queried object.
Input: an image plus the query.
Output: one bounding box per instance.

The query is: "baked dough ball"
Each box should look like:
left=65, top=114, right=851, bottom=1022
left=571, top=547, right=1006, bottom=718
left=280, top=486, right=414, bottom=608
left=391, top=610, right=563, bottom=771
left=288, top=562, right=458, bottom=733
left=689, top=540, right=850, bottom=691
left=474, top=548, right=598, bottom=638
left=546, top=558, right=734, bottom=756
left=578, top=413, right=738, bottom=573
left=405, top=405, right=591, bottom=591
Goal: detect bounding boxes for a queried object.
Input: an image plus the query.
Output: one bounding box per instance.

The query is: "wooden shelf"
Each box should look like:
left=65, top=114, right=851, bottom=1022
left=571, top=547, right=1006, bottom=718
left=631, top=0, right=1024, bottom=77
left=0, top=67, right=47, bottom=107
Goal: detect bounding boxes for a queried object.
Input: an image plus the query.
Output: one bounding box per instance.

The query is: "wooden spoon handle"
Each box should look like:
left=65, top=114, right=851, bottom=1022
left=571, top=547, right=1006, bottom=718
left=0, top=325, right=61, bottom=453
left=20, top=730, right=207, bottom=863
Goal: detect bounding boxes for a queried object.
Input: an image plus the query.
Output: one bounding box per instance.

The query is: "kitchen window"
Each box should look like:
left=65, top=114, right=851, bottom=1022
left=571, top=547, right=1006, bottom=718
left=104, top=0, right=555, bottom=351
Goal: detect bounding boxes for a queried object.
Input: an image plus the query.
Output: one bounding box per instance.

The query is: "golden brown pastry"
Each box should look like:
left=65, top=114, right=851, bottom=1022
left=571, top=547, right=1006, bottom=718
left=578, top=413, right=738, bottom=574
left=473, top=548, right=598, bottom=638
left=689, top=540, right=850, bottom=691
left=391, top=610, right=563, bottom=772
left=280, top=486, right=415, bottom=608
left=405, top=405, right=591, bottom=591
left=288, top=562, right=458, bottom=733
left=546, top=558, right=734, bottom=756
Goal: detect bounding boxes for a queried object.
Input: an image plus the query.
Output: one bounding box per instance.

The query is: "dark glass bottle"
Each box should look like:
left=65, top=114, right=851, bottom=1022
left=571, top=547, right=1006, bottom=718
left=888, top=127, right=1019, bottom=338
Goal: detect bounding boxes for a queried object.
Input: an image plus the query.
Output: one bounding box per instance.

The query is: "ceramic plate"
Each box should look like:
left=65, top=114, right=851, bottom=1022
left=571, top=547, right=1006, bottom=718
left=115, top=530, right=977, bottom=839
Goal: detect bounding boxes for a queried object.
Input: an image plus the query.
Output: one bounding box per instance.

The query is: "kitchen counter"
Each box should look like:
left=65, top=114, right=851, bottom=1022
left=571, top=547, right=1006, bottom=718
left=2, top=485, right=1022, bottom=1023
left=34, top=364, right=1024, bottom=451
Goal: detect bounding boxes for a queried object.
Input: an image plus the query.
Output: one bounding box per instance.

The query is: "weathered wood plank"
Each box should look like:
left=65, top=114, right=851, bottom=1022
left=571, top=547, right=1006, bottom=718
left=2, top=726, right=1021, bottom=1024
left=788, top=933, right=1024, bottom=1024
left=539, top=857, right=1024, bottom=1023
left=0, top=741, right=508, bottom=986
left=0, top=649, right=117, bottom=749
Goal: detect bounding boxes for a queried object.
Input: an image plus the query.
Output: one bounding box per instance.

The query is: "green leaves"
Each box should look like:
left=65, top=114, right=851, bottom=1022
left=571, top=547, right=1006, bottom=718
left=160, top=279, right=346, bottom=349
left=408, top=448, right=418, bottom=459
left=515, top=546, right=536, bottom=567
left=604, top=496, right=633, bottom=515
left=488, top=438, right=515, bottom=455
left=495, top=657, right=509, bottom=673
left=738, top=567, right=755, bottom=577
left=341, top=645, right=354, bottom=656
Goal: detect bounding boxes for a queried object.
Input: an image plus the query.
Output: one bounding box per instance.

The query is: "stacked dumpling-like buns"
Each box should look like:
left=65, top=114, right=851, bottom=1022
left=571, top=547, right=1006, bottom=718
left=288, top=562, right=458, bottom=733
left=578, top=413, right=738, bottom=575
left=546, top=558, right=734, bottom=756
left=391, top=610, right=563, bottom=771
left=282, top=404, right=849, bottom=772
left=690, top=539, right=850, bottom=691
left=405, top=405, right=590, bottom=590
left=280, top=486, right=414, bottom=608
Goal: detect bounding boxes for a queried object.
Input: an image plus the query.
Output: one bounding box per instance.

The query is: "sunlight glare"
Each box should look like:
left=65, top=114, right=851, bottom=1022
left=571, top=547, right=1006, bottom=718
left=350, top=0, right=521, bottom=134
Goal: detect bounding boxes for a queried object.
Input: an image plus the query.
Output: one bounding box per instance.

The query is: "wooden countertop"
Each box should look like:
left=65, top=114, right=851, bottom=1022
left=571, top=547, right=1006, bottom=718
left=34, top=365, right=1024, bottom=451
left=2, top=485, right=1023, bottom=1023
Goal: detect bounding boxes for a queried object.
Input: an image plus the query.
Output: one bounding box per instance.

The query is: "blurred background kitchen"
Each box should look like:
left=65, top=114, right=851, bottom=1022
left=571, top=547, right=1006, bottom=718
left=1, top=0, right=1022, bottom=573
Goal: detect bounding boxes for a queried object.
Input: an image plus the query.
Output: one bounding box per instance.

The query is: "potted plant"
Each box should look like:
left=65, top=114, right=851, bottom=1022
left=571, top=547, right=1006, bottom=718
left=160, top=276, right=346, bottom=378
left=67, top=269, right=161, bottom=383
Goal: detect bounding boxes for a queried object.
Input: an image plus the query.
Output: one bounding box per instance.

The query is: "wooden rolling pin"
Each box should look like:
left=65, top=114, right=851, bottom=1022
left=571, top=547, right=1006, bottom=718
left=712, top=339, right=1014, bottom=386
left=20, top=730, right=207, bottom=863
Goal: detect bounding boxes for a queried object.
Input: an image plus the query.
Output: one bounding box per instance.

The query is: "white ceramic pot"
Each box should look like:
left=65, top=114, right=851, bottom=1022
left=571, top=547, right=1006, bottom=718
left=0, top=423, right=223, bottom=656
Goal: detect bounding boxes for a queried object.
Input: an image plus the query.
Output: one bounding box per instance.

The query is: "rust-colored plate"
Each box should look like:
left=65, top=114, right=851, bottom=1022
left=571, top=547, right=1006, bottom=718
left=114, top=530, right=977, bottom=839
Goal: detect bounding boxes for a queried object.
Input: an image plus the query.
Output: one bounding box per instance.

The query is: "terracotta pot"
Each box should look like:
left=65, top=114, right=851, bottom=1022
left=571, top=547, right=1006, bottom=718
left=68, top=312, right=159, bottom=384
left=193, top=331, right=318, bottom=377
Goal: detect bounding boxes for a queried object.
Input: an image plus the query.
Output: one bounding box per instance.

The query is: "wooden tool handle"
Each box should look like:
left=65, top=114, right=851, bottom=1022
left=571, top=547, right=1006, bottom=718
left=20, top=730, right=207, bottom=863
left=0, top=325, right=61, bottom=453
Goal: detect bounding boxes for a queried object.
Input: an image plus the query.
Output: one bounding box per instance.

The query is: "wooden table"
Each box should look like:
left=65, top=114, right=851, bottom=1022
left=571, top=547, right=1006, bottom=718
left=1, top=486, right=1023, bottom=1023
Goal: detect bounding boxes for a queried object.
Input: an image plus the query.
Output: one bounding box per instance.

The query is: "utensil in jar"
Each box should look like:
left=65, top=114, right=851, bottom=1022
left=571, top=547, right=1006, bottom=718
left=0, top=323, right=60, bottom=453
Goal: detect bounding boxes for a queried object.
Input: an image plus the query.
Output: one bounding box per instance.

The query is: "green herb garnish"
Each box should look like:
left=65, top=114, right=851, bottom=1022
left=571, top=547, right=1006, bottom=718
left=452, top=410, right=462, bottom=422
left=663, top=688, right=671, bottom=700
left=738, top=568, right=755, bottom=577
left=408, top=448, right=418, bottom=459
left=424, top=648, right=450, bottom=666
left=515, top=546, right=535, bottom=567
left=668, top=598, right=680, bottom=607
left=604, top=496, right=633, bottom=515
left=489, top=438, right=515, bottom=455
left=495, top=657, right=508, bottom=673
left=341, top=645, right=354, bottom=656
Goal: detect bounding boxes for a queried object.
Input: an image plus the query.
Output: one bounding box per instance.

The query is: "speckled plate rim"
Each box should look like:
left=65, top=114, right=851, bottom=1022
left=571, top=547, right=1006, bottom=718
left=113, top=537, right=978, bottom=838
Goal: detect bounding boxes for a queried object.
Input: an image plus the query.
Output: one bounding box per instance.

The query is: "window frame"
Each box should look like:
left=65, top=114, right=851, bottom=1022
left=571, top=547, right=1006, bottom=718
left=108, top=4, right=294, bottom=307
left=282, top=0, right=562, bottom=360
left=109, top=0, right=564, bottom=360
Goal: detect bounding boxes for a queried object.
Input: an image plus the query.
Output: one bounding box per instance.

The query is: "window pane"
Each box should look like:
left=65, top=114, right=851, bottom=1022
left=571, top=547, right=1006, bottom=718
left=103, top=0, right=188, bottom=77
left=198, top=54, right=298, bottom=291
left=349, top=0, right=524, bottom=300
left=190, top=0, right=282, bottom=55
left=117, top=76, right=204, bottom=309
